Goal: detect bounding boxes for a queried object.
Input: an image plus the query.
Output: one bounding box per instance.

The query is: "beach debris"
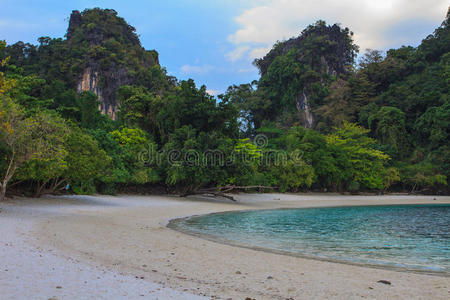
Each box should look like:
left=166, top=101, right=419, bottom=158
left=142, top=264, right=147, bottom=268
left=180, top=185, right=275, bottom=201
left=369, top=287, right=373, bottom=289
left=235, top=271, right=242, bottom=274
left=267, top=275, right=274, bottom=279
left=56, top=286, right=62, bottom=289
left=245, top=298, right=256, bottom=300
left=152, top=269, right=158, bottom=272
left=377, top=280, right=391, bottom=285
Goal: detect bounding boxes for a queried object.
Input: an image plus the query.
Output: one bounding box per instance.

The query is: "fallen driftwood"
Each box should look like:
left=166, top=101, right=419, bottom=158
left=180, top=185, right=275, bottom=201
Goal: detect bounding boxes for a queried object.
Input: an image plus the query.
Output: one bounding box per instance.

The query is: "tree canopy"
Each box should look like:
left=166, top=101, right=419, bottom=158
left=0, top=8, right=449, bottom=198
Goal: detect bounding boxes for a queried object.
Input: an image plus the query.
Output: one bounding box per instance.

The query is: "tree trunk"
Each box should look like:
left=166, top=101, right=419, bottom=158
left=0, top=184, right=6, bottom=201
left=34, top=180, right=49, bottom=198
left=180, top=185, right=275, bottom=201
left=47, top=178, right=67, bottom=194
left=1, top=170, right=15, bottom=201
left=1, top=152, right=18, bottom=201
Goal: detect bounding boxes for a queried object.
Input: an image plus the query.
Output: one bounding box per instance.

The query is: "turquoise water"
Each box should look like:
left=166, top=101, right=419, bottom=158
left=173, top=204, right=450, bottom=273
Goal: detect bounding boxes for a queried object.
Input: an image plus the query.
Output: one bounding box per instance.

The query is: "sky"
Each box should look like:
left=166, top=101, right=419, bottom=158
left=1, top=0, right=448, bottom=95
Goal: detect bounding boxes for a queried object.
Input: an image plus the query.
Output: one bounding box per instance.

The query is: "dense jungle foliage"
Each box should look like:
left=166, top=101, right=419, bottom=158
left=0, top=8, right=448, bottom=199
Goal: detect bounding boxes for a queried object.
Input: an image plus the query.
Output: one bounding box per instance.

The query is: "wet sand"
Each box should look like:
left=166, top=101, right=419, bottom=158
left=1, top=193, right=449, bottom=299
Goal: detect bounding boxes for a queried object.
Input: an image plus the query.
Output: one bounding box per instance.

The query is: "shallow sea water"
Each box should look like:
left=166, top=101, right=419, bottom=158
left=174, top=204, right=450, bottom=273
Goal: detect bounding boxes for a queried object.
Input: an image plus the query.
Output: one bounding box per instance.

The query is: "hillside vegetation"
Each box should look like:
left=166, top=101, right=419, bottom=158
left=0, top=8, right=448, bottom=199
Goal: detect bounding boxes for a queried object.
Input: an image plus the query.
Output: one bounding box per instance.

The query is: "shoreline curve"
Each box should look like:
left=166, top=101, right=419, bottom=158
left=2, top=193, right=450, bottom=299
left=167, top=204, right=450, bottom=277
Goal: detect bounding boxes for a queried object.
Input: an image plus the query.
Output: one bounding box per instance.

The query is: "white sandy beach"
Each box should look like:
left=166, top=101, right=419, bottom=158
left=1, top=193, right=449, bottom=299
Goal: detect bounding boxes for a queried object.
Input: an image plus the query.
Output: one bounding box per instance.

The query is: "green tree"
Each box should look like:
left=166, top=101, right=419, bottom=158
left=326, top=122, right=393, bottom=190
left=77, top=91, right=111, bottom=129
left=221, top=82, right=271, bottom=136
left=368, top=106, right=407, bottom=158
left=110, top=127, right=160, bottom=185
left=270, top=160, right=315, bottom=192
left=64, top=128, right=111, bottom=194
left=414, top=100, right=450, bottom=149
left=0, top=99, right=68, bottom=200
left=16, top=149, right=67, bottom=197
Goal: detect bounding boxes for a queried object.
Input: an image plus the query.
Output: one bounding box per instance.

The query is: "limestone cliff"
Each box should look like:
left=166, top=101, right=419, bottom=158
left=76, top=64, right=130, bottom=120
left=67, top=9, right=159, bottom=119
left=254, top=21, right=358, bottom=128
left=295, top=89, right=314, bottom=128
left=77, top=67, right=112, bottom=118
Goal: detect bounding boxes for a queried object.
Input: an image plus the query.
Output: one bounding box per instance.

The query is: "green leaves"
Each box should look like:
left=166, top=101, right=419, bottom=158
left=415, top=100, right=450, bottom=149
left=118, top=80, right=238, bottom=144
left=271, top=160, right=315, bottom=193
left=109, top=127, right=158, bottom=185
left=326, top=122, right=392, bottom=190
left=0, top=97, right=69, bottom=198
left=1, top=9, right=449, bottom=196
left=367, top=106, right=407, bottom=159
left=64, top=128, right=110, bottom=185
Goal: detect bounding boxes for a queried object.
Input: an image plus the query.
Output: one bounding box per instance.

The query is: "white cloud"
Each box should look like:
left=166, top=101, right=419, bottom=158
left=225, top=45, right=251, bottom=62
left=249, top=47, right=271, bottom=60
left=206, top=89, right=219, bottom=96
left=228, top=0, right=448, bottom=61
left=180, top=64, right=214, bottom=74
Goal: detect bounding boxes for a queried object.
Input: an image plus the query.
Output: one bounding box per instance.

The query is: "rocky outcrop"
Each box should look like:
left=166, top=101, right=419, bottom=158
left=67, top=9, right=158, bottom=120
left=295, top=89, right=314, bottom=128
left=255, top=22, right=356, bottom=77
left=66, top=10, right=82, bottom=40
left=76, top=64, right=130, bottom=120
left=77, top=67, right=109, bottom=117
left=254, top=21, right=358, bottom=128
